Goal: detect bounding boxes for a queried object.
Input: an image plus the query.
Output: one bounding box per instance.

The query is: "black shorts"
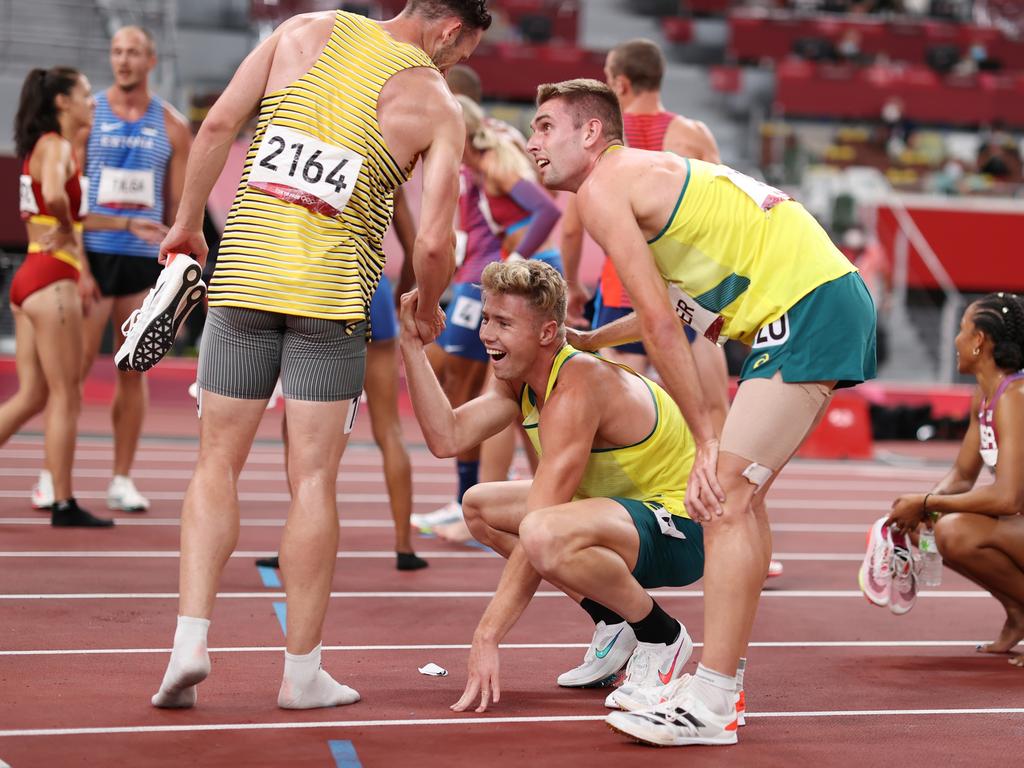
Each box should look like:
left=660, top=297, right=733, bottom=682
left=87, top=252, right=163, bottom=297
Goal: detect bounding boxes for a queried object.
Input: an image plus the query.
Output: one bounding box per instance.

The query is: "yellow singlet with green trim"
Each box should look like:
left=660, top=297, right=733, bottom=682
left=520, top=345, right=695, bottom=519
left=209, top=11, right=436, bottom=323
left=644, top=156, right=856, bottom=346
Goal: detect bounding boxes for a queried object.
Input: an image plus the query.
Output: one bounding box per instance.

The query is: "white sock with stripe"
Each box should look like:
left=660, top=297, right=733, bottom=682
left=278, top=643, right=360, bottom=709
left=151, top=616, right=211, bottom=708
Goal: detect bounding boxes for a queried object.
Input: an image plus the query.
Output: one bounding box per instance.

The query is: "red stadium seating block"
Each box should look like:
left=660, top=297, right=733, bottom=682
left=797, top=391, right=874, bottom=460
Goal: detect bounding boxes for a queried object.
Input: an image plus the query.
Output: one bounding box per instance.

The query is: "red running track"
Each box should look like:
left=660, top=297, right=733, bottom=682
left=0, top=387, right=1022, bottom=767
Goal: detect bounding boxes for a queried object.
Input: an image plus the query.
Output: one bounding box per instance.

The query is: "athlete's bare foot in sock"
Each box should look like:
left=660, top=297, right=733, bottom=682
left=277, top=644, right=360, bottom=709
left=152, top=616, right=211, bottom=708
left=976, top=607, right=1024, bottom=654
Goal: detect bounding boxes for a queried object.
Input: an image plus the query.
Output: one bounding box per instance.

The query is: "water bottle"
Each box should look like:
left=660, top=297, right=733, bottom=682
left=917, top=529, right=943, bottom=587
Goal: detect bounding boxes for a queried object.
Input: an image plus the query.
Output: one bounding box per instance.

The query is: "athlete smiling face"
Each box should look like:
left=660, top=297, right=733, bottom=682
left=479, top=291, right=560, bottom=382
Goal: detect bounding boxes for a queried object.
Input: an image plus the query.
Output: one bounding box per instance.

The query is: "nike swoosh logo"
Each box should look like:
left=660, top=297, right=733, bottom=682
left=101, top=121, right=123, bottom=132
left=594, top=628, right=623, bottom=659
left=657, top=637, right=685, bottom=684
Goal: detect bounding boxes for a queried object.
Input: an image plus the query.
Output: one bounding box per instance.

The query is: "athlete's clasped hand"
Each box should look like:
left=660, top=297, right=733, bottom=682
left=399, top=289, right=447, bottom=345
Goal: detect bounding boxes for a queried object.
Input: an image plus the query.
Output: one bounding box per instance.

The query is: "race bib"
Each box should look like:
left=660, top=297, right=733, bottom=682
left=248, top=123, right=364, bottom=218
left=666, top=283, right=725, bottom=345
left=713, top=166, right=789, bottom=212
left=751, top=313, right=790, bottom=348
left=97, top=168, right=155, bottom=208
left=450, top=295, right=482, bottom=330
left=19, top=174, right=38, bottom=215
left=78, top=176, right=90, bottom=217
left=454, top=230, right=468, bottom=267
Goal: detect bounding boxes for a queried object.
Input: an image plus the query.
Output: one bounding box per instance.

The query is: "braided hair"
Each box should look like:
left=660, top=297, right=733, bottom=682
left=972, top=292, right=1024, bottom=372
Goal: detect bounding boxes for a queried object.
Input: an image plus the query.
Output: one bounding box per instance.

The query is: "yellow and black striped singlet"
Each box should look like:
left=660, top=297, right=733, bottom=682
left=209, top=11, right=436, bottom=322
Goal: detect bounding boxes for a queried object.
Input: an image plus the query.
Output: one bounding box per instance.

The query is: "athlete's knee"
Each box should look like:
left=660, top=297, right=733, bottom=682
left=519, top=511, right=569, bottom=575
left=933, top=513, right=976, bottom=561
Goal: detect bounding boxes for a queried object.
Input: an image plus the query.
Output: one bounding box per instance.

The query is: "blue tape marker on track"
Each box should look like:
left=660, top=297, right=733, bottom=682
left=328, top=740, right=362, bottom=768
left=272, top=602, right=287, bottom=636
left=257, top=566, right=281, bottom=588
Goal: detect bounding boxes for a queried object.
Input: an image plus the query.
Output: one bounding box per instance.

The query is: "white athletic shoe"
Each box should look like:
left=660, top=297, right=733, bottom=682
left=604, top=621, right=693, bottom=709
left=607, top=682, right=739, bottom=746
left=556, top=621, right=637, bottom=688
left=31, top=469, right=54, bottom=509
left=607, top=673, right=748, bottom=728
left=107, top=475, right=149, bottom=512
left=115, top=255, right=206, bottom=372
left=410, top=500, right=463, bottom=532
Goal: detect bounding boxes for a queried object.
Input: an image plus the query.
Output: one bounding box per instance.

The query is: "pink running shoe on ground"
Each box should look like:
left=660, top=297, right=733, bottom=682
left=858, top=516, right=894, bottom=607
left=888, top=529, right=918, bottom=615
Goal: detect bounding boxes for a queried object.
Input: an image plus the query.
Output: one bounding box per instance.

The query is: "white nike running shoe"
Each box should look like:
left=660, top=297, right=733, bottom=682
left=410, top=500, right=463, bottom=532
left=106, top=475, right=149, bottom=512
left=115, top=255, right=206, bottom=372
left=604, top=621, right=693, bottom=709
left=31, top=469, right=54, bottom=509
left=556, top=621, right=637, bottom=688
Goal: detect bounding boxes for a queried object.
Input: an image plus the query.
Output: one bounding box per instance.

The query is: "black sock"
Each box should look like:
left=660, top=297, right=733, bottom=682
left=580, top=598, right=625, bottom=626
left=456, top=461, right=479, bottom=503
left=51, top=498, right=114, bottom=528
left=628, top=600, right=679, bottom=645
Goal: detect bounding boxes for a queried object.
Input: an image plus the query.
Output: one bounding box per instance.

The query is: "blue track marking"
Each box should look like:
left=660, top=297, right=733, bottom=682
left=328, top=740, right=362, bottom=767
left=258, top=566, right=281, bottom=588
left=272, top=602, right=287, bottom=635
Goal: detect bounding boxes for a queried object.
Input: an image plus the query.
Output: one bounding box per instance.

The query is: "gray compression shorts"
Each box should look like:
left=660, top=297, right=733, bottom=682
left=197, top=306, right=367, bottom=402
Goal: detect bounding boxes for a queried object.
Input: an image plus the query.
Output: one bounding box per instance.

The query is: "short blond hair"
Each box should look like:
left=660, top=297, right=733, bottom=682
left=481, top=260, right=567, bottom=330
left=536, top=79, right=623, bottom=143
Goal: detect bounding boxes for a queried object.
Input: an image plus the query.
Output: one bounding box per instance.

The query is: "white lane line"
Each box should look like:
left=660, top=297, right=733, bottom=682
left=0, top=550, right=500, bottom=559
left=0, top=518, right=882, bottom=532
left=0, top=492, right=454, bottom=504
left=0, top=551, right=859, bottom=561
left=0, top=640, right=993, bottom=657
left=0, top=589, right=988, bottom=600
left=1, top=708, right=1020, bottom=738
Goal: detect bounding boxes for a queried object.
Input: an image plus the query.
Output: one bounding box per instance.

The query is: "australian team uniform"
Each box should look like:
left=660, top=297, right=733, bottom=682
left=84, top=91, right=171, bottom=296
left=593, top=111, right=696, bottom=355
left=12, top=135, right=86, bottom=307
left=199, top=11, right=434, bottom=403
left=643, top=155, right=876, bottom=387
left=520, top=345, right=704, bottom=587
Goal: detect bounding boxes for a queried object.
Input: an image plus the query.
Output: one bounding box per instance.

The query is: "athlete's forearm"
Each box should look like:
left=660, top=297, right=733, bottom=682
left=642, top=311, right=716, bottom=445
left=399, top=336, right=459, bottom=457
left=473, top=545, right=543, bottom=645
left=410, top=232, right=455, bottom=316
left=173, top=126, right=234, bottom=230
left=584, top=311, right=642, bottom=349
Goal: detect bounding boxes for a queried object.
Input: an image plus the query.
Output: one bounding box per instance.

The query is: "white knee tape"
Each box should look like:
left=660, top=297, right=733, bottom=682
left=741, top=462, right=773, bottom=491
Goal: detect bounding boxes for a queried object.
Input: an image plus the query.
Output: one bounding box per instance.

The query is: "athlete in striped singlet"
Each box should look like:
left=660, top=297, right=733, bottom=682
left=151, top=2, right=490, bottom=711
left=886, top=293, right=1024, bottom=667
left=400, top=261, right=704, bottom=714
left=28, top=27, right=193, bottom=515
left=528, top=79, right=876, bottom=746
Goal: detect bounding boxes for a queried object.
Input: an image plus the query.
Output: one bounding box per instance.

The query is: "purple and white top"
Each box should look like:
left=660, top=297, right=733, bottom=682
left=978, top=370, right=1024, bottom=468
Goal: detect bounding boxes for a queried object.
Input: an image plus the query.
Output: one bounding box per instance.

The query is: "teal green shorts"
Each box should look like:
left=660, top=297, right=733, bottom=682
left=739, top=272, right=877, bottom=389
left=615, top=498, right=705, bottom=589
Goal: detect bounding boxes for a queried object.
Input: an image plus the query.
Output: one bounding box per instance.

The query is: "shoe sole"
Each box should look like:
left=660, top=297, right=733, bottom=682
left=557, top=670, right=622, bottom=689
left=858, top=522, right=890, bottom=607
left=606, top=720, right=737, bottom=747
left=116, top=264, right=205, bottom=372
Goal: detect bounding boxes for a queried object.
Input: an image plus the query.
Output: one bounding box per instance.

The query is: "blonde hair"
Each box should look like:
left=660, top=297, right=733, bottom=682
left=481, top=260, right=567, bottom=331
left=456, top=95, right=536, bottom=182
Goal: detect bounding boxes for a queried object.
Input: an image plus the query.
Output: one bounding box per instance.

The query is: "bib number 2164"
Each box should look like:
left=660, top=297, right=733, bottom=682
left=248, top=123, right=364, bottom=218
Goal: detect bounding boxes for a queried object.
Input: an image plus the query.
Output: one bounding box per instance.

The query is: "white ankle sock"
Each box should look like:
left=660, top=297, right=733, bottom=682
left=151, top=616, right=211, bottom=708
left=735, top=657, right=747, bottom=692
left=691, top=663, right=738, bottom=716
left=278, top=644, right=360, bottom=709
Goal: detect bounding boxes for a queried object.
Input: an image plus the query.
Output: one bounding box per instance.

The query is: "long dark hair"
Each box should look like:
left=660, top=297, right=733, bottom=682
left=13, top=66, right=81, bottom=158
left=972, top=292, right=1024, bottom=372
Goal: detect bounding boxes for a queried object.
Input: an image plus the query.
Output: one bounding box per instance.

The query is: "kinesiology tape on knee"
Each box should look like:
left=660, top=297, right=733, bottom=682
left=741, top=462, right=773, bottom=491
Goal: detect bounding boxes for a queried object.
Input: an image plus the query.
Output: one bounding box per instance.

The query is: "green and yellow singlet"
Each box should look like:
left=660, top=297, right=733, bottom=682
left=520, top=345, right=695, bottom=519
left=209, top=11, right=436, bottom=323
left=645, top=157, right=856, bottom=346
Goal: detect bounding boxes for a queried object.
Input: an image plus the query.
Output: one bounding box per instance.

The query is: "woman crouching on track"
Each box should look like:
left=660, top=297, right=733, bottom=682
left=887, top=293, right=1024, bottom=666
left=1, top=66, right=164, bottom=527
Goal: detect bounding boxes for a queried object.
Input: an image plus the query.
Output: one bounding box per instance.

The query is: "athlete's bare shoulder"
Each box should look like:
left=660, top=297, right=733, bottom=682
left=664, top=115, right=719, bottom=163
left=378, top=67, right=460, bottom=166
left=264, top=11, right=338, bottom=92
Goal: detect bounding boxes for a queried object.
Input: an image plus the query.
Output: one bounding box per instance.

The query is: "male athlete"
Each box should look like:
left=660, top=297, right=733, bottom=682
left=528, top=79, right=875, bottom=745
left=149, top=1, right=489, bottom=711
left=31, top=26, right=191, bottom=513
left=400, top=260, right=705, bottom=714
